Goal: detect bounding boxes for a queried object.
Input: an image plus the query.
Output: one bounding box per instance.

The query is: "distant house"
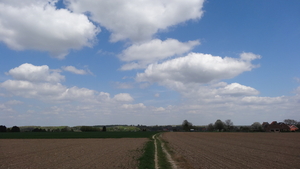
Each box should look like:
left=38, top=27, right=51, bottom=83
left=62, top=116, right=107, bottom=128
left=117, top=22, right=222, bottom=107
left=263, top=121, right=297, bottom=132
left=289, top=125, right=299, bottom=132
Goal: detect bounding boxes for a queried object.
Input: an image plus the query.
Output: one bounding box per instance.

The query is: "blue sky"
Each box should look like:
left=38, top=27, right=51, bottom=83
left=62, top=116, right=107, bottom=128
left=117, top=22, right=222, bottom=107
left=0, top=0, right=299, bottom=127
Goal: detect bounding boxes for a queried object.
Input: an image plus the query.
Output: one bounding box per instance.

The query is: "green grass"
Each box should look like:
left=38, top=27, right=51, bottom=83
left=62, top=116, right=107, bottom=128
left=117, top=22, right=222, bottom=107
left=138, top=139, right=155, bottom=169
left=0, top=131, right=158, bottom=139
left=156, top=134, right=172, bottom=169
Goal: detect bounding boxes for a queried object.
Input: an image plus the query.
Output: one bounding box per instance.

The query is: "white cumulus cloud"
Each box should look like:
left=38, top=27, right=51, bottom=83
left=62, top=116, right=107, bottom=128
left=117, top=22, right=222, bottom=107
left=136, top=52, right=261, bottom=85
left=119, top=39, right=200, bottom=70
left=65, top=0, right=204, bottom=42
left=0, top=0, right=99, bottom=59
left=218, top=83, right=260, bottom=96
left=7, top=63, right=64, bottom=83
left=113, top=93, right=134, bottom=102
left=1, top=64, right=137, bottom=104
left=0, top=80, right=67, bottom=100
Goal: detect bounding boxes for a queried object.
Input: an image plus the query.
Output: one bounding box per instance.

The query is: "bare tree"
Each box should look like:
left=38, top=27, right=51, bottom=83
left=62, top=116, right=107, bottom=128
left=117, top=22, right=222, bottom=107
left=225, top=119, right=233, bottom=131
left=284, top=119, right=298, bottom=125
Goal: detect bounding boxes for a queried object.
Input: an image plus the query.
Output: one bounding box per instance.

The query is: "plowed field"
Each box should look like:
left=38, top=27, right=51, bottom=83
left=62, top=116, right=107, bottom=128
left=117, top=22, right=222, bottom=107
left=0, top=138, right=147, bottom=169
left=162, top=132, right=300, bottom=169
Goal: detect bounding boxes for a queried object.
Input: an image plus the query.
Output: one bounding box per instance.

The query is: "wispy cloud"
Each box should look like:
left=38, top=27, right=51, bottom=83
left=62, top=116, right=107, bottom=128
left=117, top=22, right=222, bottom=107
left=62, top=66, right=92, bottom=75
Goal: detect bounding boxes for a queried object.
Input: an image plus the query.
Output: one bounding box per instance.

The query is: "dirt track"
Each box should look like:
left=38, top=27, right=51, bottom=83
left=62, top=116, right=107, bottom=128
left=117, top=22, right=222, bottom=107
left=162, top=132, right=300, bottom=169
left=0, top=138, right=147, bottom=169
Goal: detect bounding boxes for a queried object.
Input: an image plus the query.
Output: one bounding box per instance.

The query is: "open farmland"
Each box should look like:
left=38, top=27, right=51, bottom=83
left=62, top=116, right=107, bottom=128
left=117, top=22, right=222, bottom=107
left=162, top=132, right=300, bottom=169
left=0, top=138, right=147, bottom=169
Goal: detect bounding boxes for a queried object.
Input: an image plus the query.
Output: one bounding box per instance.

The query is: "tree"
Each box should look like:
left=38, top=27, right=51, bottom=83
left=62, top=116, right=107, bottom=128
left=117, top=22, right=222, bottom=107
left=251, top=122, right=262, bottom=131
left=102, top=126, right=107, bottom=132
left=284, top=119, right=298, bottom=125
left=207, top=123, right=214, bottom=132
left=0, top=125, right=7, bottom=132
left=214, top=119, right=224, bottom=132
left=11, top=126, right=20, bottom=132
left=225, top=119, right=233, bottom=131
left=182, top=120, right=193, bottom=131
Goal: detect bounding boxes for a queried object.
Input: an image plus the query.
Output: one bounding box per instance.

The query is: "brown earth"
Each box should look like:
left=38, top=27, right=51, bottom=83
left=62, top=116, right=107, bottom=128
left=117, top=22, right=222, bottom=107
left=162, top=132, right=300, bottom=169
left=0, top=138, right=148, bottom=169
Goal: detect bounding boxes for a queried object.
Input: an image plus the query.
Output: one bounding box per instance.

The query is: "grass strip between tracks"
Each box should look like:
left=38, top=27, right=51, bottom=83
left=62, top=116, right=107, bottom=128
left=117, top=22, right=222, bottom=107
left=156, top=133, right=172, bottom=169
left=138, top=133, right=172, bottom=169
left=138, top=138, right=155, bottom=169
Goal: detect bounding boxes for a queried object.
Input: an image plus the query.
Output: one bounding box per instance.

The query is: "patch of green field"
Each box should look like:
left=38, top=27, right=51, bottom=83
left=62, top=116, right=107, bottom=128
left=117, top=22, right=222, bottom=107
left=0, top=131, right=158, bottom=139
left=107, top=126, right=141, bottom=132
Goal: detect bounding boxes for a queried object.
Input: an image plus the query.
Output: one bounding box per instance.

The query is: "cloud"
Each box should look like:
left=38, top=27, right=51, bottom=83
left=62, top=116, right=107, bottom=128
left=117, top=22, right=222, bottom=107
left=240, top=52, right=261, bottom=61
left=62, top=66, right=88, bottom=75
left=0, top=80, right=69, bottom=101
left=136, top=52, right=261, bottom=85
left=5, top=100, right=23, bottom=105
left=217, top=83, right=259, bottom=96
left=0, top=78, right=134, bottom=103
left=119, top=39, right=200, bottom=70
left=163, top=82, right=260, bottom=101
left=113, top=93, right=134, bottom=102
left=155, top=107, right=165, bottom=111
left=0, top=100, right=23, bottom=115
left=241, top=96, right=287, bottom=105
left=294, top=77, right=300, bottom=83
left=65, top=0, right=204, bottom=42
left=114, top=82, right=134, bottom=89
left=7, top=63, right=64, bottom=83
left=122, top=103, right=146, bottom=109
left=0, top=0, right=99, bottom=59
left=296, top=86, right=300, bottom=94
left=1, top=63, right=135, bottom=104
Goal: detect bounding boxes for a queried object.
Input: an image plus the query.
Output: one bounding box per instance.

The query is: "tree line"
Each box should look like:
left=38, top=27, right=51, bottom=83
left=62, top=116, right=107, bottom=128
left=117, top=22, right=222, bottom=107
left=2, top=119, right=299, bottom=133
left=0, top=125, right=107, bottom=132
left=182, top=119, right=300, bottom=132
left=0, top=125, right=20, bottom=132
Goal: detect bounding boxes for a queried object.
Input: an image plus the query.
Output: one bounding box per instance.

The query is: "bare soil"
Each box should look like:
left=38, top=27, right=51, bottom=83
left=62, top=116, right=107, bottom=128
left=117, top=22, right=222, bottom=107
left=0, top=138, right=148, bottom=169
left=162, top=132, right=300, bottom=169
